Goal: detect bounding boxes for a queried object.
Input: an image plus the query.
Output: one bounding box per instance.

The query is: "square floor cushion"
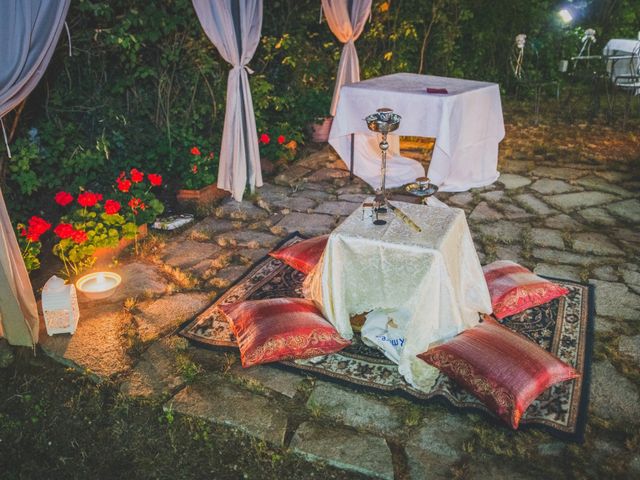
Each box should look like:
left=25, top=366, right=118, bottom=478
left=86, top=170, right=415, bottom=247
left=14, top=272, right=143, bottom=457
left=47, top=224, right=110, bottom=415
left=483, top=260, right=569, bottom=319
left=269, top=235, right=329, bottom=274
left=417, top=317, right=579, bottom=429
left=220, top=297, right=350, bottom=368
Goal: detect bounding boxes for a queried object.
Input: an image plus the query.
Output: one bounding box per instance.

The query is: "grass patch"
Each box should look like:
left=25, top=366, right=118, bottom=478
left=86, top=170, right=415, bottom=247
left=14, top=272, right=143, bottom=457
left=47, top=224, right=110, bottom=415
left=124, top=317, right=145, bottom=358
left=402, top=404, right=423, bottom=427
left=307, top=401, right=325, bottom=419
left=136, top=234, right=166, bottom=261
left=187, top=230, right=211, bottom=242
left=0, top=356, right=366, bottom=479
left=123, top=297, right=138, bottom=313
left=520, top=226, right=533, bottom=259
left=175, top=352, right=202, bottom=384
left=161, top=264, right=198, bottom=291
left=594, top=331, right=640, bottom=385
left=481, top=235, right=498, bottom=263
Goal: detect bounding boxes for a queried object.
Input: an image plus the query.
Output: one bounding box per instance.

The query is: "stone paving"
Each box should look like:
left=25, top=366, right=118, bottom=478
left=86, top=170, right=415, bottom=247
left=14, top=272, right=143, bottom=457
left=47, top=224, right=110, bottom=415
left=37, top=119, right=640, bottom=479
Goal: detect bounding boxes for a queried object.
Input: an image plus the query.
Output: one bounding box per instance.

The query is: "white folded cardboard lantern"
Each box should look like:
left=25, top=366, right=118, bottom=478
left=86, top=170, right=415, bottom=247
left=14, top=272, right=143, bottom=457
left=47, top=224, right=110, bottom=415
left=42, top=275, right=80, bottom=336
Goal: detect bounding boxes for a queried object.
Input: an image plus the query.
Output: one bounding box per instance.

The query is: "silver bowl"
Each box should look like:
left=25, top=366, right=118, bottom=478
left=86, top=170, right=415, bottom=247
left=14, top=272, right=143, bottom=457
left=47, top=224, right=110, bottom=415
left=365, top=109, right=401, bottom=134
left=405, top=182, right=438, bottom=197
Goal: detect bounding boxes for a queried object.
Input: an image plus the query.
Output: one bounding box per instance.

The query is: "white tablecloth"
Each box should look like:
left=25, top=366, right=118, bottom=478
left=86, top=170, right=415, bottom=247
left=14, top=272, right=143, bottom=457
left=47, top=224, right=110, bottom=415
left=604, top=39, right=640, bottom=93
left=329, top=73, right=505, bottom=192
left=303, top=201, right=492, bottom=390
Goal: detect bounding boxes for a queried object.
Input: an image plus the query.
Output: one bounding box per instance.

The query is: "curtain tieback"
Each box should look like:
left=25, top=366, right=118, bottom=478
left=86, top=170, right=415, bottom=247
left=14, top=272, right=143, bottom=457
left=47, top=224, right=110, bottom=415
left=233, top=64, right=255, bottom=75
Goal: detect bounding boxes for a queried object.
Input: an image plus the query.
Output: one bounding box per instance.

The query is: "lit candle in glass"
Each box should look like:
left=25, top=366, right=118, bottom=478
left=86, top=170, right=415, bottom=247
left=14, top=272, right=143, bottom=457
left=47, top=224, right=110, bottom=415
left=76, top=272, right=122, bottom=300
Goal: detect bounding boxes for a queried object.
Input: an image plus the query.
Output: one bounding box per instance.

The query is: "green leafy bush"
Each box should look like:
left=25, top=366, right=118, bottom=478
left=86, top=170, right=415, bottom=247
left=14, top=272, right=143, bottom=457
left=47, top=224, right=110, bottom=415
left=179, top=146, right=218, bottom=191
left=15, top=169, right=164, bottom=276
left=16, top=216, right=51, bottom=272
left=2, top=0, right=637, bottom=223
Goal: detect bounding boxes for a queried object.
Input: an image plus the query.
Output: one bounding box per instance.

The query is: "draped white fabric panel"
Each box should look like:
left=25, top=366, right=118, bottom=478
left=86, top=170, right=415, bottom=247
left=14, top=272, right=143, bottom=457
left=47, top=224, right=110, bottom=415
left=322, top=0, right=371, bottom=116
left=0, top=0, right=70, bottom=347
left=193, top=0, right=263, bottom=201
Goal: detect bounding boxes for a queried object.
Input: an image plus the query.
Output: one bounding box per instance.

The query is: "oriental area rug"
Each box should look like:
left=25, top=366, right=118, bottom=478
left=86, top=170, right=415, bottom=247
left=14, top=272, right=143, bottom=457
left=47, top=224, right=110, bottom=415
left=180, top=234, right=593, bottom=441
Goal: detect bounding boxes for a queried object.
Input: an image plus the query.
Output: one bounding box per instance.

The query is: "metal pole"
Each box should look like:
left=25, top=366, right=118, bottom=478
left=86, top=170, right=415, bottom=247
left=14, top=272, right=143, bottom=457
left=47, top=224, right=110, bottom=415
left=349, top=133, right=354, bottom=180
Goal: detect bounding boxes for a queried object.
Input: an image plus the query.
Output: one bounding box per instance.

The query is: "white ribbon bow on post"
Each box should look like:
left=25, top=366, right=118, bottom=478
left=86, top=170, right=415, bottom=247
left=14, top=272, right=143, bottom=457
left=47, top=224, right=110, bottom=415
left=575, top=28, right=596, bottom=66
left=512, top=34, right=527, bottom=79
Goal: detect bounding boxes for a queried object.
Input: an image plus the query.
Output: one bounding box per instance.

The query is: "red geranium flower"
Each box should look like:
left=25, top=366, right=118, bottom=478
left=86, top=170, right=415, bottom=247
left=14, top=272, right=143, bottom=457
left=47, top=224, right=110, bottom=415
left=148, top=173, right=162, bottom=186
left=26, top=231, right=40, bottom=242
left=28, top=216, right=51, bottom=235
left=259, top=133, right=270, bottom=144
left=104, top=199, right=121, bottom=215
left=54, top=223, right=75, bottom=239
left=117, top=179, right=132, bottom=193
left=23, top=216, right=51, bottom=242
left=190, top=146, right=201, bottom=156
left=277, top=135, right=286, bottom=145
left=128, top=197, right=146, bottom=215
left=130, top=168, right=144, bottom=183
left=71, top=229, right=88, bottom=244
left=77, top=191, right=101, bottom=208
left=54, top=191, right=74, bottom=207
left=191, top=164, right=198, bottom=174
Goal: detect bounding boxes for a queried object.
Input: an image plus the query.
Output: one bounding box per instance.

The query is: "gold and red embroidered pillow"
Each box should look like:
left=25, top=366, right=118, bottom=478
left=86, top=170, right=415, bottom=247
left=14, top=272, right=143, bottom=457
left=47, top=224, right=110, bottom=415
left=482, top=260, right=569, bottom=319
left=417, top=318, right=579, bottom=429
left=269, top=235, right=329, bottom=274
left=220, top=298, right=350, bottom=368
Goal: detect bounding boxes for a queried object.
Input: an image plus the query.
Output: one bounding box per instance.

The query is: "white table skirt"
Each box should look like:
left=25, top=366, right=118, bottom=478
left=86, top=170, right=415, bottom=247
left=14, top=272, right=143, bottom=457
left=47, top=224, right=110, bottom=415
left=303, top=201, right=492, bottom=390
left=329, top=73, right=505, bottom=192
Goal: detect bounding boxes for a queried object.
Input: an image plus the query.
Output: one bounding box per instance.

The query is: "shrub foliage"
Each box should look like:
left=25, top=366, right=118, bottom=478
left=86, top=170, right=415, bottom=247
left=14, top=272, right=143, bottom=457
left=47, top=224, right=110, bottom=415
left=1, top=0, right=637, bottom=218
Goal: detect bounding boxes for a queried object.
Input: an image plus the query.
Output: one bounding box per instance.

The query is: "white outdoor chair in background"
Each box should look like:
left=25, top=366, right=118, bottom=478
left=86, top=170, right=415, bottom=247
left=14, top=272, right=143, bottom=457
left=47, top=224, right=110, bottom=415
left=603, top=39, right=640, bottom=128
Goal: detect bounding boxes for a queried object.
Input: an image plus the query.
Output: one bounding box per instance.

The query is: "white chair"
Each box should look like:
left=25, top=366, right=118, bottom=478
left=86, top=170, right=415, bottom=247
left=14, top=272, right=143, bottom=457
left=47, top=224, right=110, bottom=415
left=567, top=30, right=609, bottom=121
left=604, top=40, right=640, bottom=127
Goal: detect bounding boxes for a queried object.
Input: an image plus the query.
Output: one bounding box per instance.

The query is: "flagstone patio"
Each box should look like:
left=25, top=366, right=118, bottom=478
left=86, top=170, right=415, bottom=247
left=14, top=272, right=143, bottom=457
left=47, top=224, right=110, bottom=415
left=38, top=116, right=639, bottom=479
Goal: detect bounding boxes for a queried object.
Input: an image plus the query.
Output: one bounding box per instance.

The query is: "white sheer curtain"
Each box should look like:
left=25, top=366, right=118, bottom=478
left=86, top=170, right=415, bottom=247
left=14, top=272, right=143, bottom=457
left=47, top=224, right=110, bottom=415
left=322, top=0, right=371, bottom=116
left=192, top=0, right=263, bottom=201
left=0, top=0, right=70, bottom=347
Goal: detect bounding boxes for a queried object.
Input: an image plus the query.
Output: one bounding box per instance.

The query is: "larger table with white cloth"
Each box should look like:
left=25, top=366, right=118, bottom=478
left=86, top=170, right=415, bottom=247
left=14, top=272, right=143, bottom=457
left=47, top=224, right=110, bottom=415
left=329, top=73, right=505, bottom=192
left=303, top=201, right=492, bottom=390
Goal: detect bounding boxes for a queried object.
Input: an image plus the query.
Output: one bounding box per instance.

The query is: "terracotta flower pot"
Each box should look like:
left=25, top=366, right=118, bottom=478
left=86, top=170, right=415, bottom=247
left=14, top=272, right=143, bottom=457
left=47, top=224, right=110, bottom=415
left=93, top=224, right=148, bottom=266
left=176, top=183, right=230, bottom=208
left=308, top=116, right=333, bottom=143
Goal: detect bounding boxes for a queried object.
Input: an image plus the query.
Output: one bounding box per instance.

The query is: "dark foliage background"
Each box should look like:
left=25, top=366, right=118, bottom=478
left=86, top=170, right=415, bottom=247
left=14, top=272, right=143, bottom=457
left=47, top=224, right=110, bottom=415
left=1, top=0, right=638, bottom=219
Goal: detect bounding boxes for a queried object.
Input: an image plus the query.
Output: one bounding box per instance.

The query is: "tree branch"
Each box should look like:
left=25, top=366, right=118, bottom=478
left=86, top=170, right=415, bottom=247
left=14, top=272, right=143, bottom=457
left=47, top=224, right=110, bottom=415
left=8, top=100, right=27, bottom=143
left=418, top=1, right=442, bottom=74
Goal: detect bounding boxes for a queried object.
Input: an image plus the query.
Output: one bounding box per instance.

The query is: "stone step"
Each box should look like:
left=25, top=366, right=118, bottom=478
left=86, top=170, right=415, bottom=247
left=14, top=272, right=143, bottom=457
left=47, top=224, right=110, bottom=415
left=166, top=372, right=289, bottom=446
left=290, top=421, right=395, bottom=480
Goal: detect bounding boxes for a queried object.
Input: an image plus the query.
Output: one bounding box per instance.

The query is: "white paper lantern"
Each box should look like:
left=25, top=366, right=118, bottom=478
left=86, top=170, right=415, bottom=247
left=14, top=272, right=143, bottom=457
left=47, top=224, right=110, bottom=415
left=42, top=275, right=80, bottom=336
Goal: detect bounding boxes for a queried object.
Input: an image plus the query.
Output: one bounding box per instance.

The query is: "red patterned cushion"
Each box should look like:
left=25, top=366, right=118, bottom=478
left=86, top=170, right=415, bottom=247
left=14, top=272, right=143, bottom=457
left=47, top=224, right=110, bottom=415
left=483, top=260, right=569, bottom=319
left=417, top=318, right=579, bottom=429
left=220, top=298, right=350, bottom=368
left=269, top=235, right=329, bottom=274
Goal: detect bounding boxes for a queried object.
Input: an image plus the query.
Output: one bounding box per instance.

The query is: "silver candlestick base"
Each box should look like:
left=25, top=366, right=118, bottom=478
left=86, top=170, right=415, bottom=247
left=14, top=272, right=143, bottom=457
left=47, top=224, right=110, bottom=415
left=365, top=108, right=402, bottom=225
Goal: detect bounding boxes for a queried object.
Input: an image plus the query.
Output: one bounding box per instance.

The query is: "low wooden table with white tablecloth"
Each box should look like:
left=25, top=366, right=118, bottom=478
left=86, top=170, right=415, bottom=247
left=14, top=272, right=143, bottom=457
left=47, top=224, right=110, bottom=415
left=303, top=200, right=492, bottom=391
left=329, top=72, right=505, bottom=192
